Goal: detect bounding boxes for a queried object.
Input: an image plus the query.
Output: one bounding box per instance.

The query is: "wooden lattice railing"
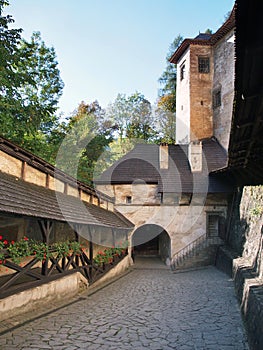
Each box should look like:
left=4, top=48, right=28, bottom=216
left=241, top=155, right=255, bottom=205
left=0, top=249, right=127, bottom=299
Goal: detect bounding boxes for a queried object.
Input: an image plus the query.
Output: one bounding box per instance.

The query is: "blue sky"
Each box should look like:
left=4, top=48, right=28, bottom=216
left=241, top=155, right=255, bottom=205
left=7, top=0, right=235, bottom=117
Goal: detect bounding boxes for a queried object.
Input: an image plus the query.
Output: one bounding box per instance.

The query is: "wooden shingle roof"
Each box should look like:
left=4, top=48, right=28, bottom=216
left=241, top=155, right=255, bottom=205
left=0, top=171, right=133, bottom=229
left=95, top=138, right=235, bottom=194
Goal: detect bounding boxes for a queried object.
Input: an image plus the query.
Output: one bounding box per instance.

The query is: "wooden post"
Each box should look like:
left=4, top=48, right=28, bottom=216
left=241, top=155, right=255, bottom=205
left=112, top=228, right=115, bottom=247
left=38, top=220, right=53, bottom=276
left=88, top=226, right=93, bottom=281
left=73, top=223, right=83, bottom=267
left=38, top=220, right=53, bottom=245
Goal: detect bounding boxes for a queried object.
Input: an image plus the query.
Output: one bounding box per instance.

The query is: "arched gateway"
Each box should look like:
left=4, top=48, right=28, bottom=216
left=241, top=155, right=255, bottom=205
left=131, top=224, right=171, bottom=263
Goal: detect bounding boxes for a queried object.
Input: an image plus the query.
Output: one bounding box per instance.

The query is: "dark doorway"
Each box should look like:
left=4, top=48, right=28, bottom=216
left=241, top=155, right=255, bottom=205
left=134, top=235, right=159, bottom=256
left=132, top=224, right=170, bottom=262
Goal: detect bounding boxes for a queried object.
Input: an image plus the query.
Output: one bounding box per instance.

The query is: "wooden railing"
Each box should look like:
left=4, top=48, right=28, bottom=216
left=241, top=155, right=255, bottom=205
left=170, top=234, right=223, bottom=270
left=0, top=249, right=127, bottom=299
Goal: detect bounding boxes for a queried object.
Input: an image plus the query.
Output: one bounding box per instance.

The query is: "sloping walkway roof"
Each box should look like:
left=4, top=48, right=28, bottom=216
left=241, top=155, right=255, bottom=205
left=0, top=171, right=133, bottom=229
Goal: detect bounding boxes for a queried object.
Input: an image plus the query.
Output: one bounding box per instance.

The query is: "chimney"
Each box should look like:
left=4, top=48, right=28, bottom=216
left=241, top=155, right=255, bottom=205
left=189, top=141, right=202, bottom=172
left=159, top=144, right=169, bottom=169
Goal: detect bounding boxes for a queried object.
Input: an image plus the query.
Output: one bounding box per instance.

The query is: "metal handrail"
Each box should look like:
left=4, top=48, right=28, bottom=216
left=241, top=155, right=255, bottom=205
left=171, top=234, right=223, bottom=269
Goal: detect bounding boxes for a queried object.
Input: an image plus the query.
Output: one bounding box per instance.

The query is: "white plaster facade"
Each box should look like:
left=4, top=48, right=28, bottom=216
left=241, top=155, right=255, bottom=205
left=176, top=48, right=191, bottom=144
left=96, top=178, right=228, bottom=261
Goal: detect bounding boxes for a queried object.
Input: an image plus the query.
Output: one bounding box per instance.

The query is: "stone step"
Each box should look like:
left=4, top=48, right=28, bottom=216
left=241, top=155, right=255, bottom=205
left=172, top=245, right=219, bottom=271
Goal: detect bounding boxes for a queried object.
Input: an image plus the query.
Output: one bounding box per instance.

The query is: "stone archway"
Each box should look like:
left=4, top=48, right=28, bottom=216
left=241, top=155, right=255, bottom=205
left=131, top=224, right=171, bottom=263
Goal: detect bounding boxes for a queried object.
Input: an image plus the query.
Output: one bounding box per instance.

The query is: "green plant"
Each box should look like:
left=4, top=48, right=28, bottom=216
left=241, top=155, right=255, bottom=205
left=0, top=236, right=85, bottom=265
left=7, top=236, right=31, bottom=264
left=93, top=250, right=108, bottom=266
left=251, top=206, right=263, bottom=216
left=69, top=241, right=82, bottom=255
left=31, top=241, right=50, bottom=261
left=0, top=235, right=8, bottom=263
left=51, top=241, right=70, bottom=258
left=93, top=243, right=128, bottom=266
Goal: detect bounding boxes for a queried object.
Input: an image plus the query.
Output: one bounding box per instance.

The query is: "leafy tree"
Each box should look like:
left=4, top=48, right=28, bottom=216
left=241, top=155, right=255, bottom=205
left=158, top=34, right=183, bottom=113
left=106, top=92, right=156, bottom=142
left=0, top=0, right=29, bottom=136
left=14, top=32, right=64, bottom=147
left=154, top=106, right=176, bottom=144
left=56, top=101, right=114, bottom=185
left=0, top=1, right=64, bottom=158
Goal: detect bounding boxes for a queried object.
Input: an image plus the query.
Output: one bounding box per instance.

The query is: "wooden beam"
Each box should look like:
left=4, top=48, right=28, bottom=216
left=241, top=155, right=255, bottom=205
left=38, top=220, right=53, bottom=245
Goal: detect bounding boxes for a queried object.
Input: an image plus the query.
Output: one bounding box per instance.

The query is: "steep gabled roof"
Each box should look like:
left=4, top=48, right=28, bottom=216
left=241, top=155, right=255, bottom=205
left=169, top=6, right=236, bottom=64
left=95, top=138, right=234, bottom=194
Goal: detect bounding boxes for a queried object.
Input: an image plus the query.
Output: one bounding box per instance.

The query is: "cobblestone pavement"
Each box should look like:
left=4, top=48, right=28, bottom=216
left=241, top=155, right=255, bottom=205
left=0, top=262, right=249, bottom=350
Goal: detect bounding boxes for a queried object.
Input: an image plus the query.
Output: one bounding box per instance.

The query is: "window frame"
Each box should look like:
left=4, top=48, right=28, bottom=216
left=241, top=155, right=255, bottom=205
left=180, top=61, right=186, bottom=81
left=198, top=57, right=210, bottom=73
left=126, top=196, right=132, bottom=204
left=213, top=88, right=222, bottom=109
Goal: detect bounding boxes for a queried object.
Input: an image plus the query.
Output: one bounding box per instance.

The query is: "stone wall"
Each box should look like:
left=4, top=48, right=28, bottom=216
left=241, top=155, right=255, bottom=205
left=116, top=198, right=227, bottom=259
left=213, top=29, right=235, bottom=151
left=189, top=45, right=213, bottom=141
left=216, top=185, right=263, bottom=350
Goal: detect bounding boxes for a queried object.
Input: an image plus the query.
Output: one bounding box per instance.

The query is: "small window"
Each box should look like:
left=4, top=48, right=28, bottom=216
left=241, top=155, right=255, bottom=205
left=207, top=214, right=219, bottom=237
left=198, top=57, right=210, bottom=73
left=180, top=63, right=185, bottom=80
left=126, top=196, right=132, bottom=204
left=213, top=89, right=221, bottom=109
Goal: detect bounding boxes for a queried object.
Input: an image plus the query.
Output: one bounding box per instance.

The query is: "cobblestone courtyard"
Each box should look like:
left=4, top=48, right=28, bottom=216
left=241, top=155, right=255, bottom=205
left=0, top=263, right=249, bottom=349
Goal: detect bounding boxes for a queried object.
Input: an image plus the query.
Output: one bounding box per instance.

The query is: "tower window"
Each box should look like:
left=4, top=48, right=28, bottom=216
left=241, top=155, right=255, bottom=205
left=180, top=63, right=185, bottom=80
left=198, top=57, right=210, bottom=73
left=126, top=196, right=132, bottom=204
left=213, top=89, right=221, bottom=108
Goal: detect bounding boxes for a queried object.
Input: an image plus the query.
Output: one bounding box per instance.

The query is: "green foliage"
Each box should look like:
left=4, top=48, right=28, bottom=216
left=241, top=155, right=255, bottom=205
left=0, top=235, right=83, bottom=264
left=0, top=0, right=28, bottom=132
left=154, top=106, right=176, bottom=144
left=7, top=236, right=31, bottom=264
left=52, top=241, right=70, bottom=258
left=56, top=101, right=114, bottom=185
left=93, top=243, right=128, bottom=266
left=250, top=206, right=263, bottom=216
left=158, top=34, right=183, bottom=113
left=31, top=241, right=50, bottom=261
left=106, top=92, right=156, bottom=142
left=0, top=2, right=64, bottom=162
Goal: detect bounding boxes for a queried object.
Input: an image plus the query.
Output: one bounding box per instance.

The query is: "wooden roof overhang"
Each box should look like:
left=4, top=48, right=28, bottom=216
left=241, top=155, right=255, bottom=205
left=169, top=8, right=235, bottom=64
left=0, top=171, right=134, bottom=232
left=214, top=0, right=263, bottom=186
left=0, top=136, right=113, bottom=203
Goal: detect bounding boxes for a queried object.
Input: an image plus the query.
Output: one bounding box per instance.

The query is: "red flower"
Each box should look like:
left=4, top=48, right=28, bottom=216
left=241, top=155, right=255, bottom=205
left=0, top=235, right=2, bottom=240
left=11, top=240, right=15, bottom=245
left=24, top=236, right=29, bottom=241
left=3, top=240, right=8, bottom=245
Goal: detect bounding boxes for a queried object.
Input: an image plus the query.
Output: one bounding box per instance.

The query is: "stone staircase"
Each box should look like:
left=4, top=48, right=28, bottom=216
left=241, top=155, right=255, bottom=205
left=170, top=235, right=224, bottom=271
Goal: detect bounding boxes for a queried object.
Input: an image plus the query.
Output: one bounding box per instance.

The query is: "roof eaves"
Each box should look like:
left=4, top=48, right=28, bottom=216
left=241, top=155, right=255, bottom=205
left=169, top=4, right=236, bottom=64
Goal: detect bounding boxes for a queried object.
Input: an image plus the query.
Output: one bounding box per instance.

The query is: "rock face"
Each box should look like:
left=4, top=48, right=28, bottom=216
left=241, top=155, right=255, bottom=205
left=217, top=185, right=263, bottom=350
